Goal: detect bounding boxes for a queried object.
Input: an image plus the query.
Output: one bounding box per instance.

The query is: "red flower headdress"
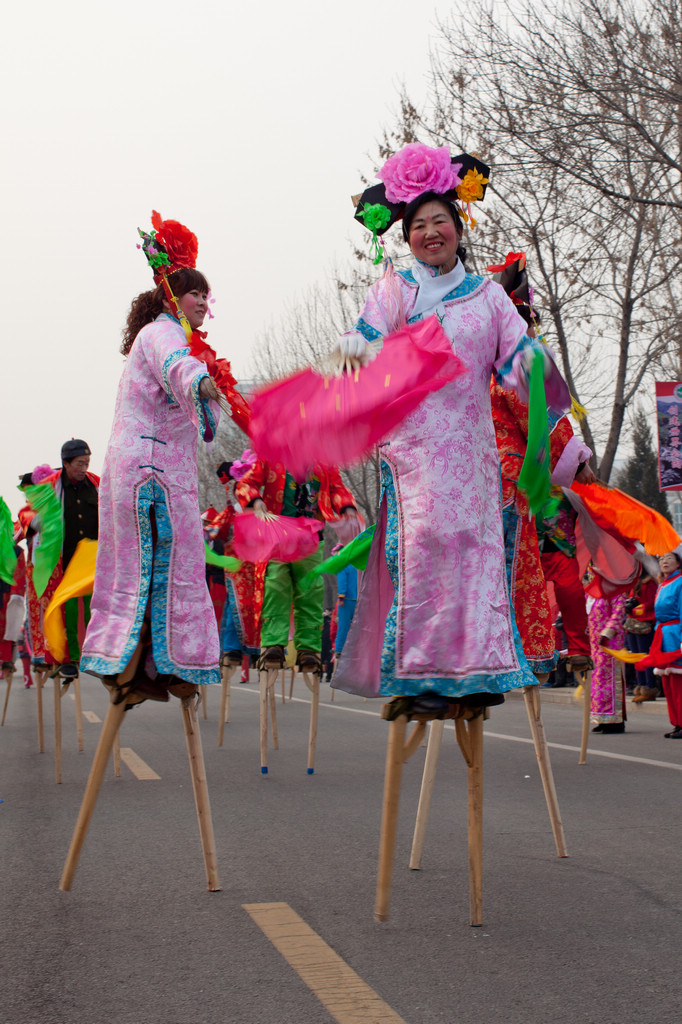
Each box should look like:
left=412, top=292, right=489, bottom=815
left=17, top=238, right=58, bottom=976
left=136, top=211, right=250, bottom=433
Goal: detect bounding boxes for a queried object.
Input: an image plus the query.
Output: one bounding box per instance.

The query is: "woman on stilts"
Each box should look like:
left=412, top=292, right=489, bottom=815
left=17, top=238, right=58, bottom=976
left=328, top=144, right=571, bottom=924
left=333, top=144, right=571, bottom=708
left=61, top=211, right=248, bottom=891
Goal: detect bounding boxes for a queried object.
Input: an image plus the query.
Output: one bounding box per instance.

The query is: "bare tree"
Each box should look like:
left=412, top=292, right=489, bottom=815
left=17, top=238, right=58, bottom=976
left=248, top=267, right=382, bottom=524
left=371, top=0, right=682, bottom=481
left=249, top=267, right=372, bottom=379
left=613, top=406, right=671, bottom=517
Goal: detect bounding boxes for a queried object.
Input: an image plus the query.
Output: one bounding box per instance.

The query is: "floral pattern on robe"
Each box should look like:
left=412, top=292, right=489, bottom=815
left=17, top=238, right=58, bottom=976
left=80, top=314, right=221, bottom=686
left=589, top=594, right=626, bottom=723
left=340, top=267, right=569, bottom=697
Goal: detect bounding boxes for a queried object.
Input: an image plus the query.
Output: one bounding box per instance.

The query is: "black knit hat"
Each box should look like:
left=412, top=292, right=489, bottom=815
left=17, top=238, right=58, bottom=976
left=61, top=439, right=91, bottom=461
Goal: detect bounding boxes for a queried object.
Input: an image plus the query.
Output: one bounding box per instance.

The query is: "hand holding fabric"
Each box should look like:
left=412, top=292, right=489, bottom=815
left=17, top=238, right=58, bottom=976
left=331, top=334, right=378, bottom=372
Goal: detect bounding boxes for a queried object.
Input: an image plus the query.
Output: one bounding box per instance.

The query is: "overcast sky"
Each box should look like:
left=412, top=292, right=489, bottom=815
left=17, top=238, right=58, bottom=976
left=1, top=0, right=467, bottom=512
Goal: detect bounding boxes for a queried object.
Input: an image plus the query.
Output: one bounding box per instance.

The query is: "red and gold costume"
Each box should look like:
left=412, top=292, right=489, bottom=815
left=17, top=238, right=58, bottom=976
left=492, top=382, right=590, bottom=672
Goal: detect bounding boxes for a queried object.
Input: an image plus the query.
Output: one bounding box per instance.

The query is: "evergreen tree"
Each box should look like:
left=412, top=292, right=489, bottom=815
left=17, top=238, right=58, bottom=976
left=615, top=409, right=670, bottom=520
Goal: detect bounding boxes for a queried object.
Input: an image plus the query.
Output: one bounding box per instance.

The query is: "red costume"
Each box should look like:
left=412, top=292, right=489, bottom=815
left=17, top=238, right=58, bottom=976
left=492, top=381, right=591, bottom=670
left=235, top=461, right=355, bottom=521
left=1, top=549, right=26, bottom=665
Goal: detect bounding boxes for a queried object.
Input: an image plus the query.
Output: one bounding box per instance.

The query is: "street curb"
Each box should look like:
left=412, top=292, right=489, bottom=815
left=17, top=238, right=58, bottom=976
left=507, top=687, right=668, bottom=715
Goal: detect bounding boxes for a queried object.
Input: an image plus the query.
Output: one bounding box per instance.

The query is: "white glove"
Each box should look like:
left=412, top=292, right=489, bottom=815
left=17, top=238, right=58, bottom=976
left=330, top=333, right=378, bottom=372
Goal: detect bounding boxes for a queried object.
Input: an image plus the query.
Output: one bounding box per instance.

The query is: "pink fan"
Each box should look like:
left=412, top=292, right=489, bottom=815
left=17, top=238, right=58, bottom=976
left=232, top=511, right=323, bottom=563
left=248, top=316, right=467, bottom=479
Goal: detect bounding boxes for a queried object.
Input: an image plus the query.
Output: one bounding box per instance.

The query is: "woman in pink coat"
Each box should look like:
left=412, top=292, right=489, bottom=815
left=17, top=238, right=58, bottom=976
left=81, top=217, right=222, bottom=697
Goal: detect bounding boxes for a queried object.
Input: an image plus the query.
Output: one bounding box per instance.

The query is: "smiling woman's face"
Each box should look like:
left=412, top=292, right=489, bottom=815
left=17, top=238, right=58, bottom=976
left=407, top=200, right=462, bottom=274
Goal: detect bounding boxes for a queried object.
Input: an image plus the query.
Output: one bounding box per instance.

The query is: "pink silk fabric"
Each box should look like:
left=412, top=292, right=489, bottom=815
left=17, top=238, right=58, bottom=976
left=247, top=317, right=467, bottom=479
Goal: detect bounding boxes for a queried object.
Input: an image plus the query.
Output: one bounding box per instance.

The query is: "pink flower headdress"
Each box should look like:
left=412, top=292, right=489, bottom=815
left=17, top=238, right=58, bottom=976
left=379, top=144, right=463, bottom=203
left=352, top=143, right=491, bottom=261
left=31, top=464, right=56, bottom=485
left=229, top=449, right=258, bottom=481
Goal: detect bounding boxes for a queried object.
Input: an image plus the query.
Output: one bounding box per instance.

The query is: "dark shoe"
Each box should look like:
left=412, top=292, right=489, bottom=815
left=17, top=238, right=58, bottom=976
left=258, top=645, right=286, bottom=670
left=600, top=721, right=625, bottom=734
left=664, top=726, right=682, bottom=738
left=591, top=724, right=604, bottom=733
left=2, top=660, right=14, bottom=671
left=59, top=662, right=78, bottom=679
left=632, top=686, right=658, bottom=702
left=103, top=674, right=170, bottom=708
left=221, top=650, right=243, bottom=667
left=165, top=678, right=199, bottom=700
left=296, top=650, right=322, bottom=673
left=410, top=693, right=452, bottom=715
left=566, top=655, right=593, bottom=672
left=462, top=691, right=505, bottom=709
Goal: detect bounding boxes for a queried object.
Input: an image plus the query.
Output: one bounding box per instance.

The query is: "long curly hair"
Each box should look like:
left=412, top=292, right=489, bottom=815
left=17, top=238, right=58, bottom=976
left=121, top=267, right=211, bottom=355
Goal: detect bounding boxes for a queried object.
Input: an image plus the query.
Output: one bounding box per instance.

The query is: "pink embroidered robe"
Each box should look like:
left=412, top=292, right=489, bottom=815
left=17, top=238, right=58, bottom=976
left=334, top=267, right=569, bottom=697
left=80, top=314, right=221, bottom=686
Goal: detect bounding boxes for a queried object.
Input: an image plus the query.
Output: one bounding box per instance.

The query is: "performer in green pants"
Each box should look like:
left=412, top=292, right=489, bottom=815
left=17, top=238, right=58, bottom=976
left=236, top=458, right=358, bottom=672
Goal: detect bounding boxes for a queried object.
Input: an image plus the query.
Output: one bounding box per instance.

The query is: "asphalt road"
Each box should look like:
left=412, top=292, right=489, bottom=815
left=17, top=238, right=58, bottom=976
left=1, top=673, right=681, bottom=1024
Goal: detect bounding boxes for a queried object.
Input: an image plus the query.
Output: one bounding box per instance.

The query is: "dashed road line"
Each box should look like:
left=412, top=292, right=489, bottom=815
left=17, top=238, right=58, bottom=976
left=82, top=710, right=101, bottom=723
left=243, top=902, right=409, bottom=1024
left=120, top=747, right=161, bottom=780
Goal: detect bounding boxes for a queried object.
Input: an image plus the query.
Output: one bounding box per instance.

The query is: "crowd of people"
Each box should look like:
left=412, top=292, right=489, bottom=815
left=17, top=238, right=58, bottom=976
left=2, top=144, right=681, bottom=745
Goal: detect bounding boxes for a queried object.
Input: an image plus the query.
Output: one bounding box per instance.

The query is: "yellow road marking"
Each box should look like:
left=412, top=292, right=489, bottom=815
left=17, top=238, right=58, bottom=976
left=243, top=902, right=408, bottom=1024
left=120, top=747, right=161, bottom=780
left=83, top=711, right=101, bottom=723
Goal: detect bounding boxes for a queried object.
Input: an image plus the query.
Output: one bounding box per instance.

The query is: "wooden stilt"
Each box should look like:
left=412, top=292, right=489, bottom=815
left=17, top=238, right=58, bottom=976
left=54, top=676, right=63, bottom=784
left=578, top=669, right=592, bottom=765
left=201, top=684, right=208, bottom=721
left=1, top=670, right=13, bottom=726
left=259, top=668, right=278, bottom=773
left=374, top=714, right=408, bottom=922
left=218, top=662, right=237, bottom=747
left=35, top=669, right=46, bottom=752
left=59, top=694, right=127, bottom=890
left=74, top=677, right=84, bottom=752
left=409, top=719, right=445, bottom=870
left=268, top=677, right=279, bottom=750
left=113, top=732, right=121, bottom=777
left=288, top=667, right=295, bottom=699
left=301, top=670, right=320, bottom=774
left=455, top=714, right=484, bottom=926
left=523, top=685, right=568, bottom=857
left=180, top=695, right=221, bottom=891
left=280, top=668, right=286, bottom=704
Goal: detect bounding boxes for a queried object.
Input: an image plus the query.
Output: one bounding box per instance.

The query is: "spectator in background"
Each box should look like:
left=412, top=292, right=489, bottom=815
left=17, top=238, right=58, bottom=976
left=624, top=572, right=659, bottom=702
left=334, top=551, right=358, bottom=661
left=588, top=574, right=627, bottom=734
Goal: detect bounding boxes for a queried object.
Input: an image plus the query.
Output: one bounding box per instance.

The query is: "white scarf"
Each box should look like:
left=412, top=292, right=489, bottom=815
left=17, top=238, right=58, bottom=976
left=410, top=258, right=465, bottom=320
